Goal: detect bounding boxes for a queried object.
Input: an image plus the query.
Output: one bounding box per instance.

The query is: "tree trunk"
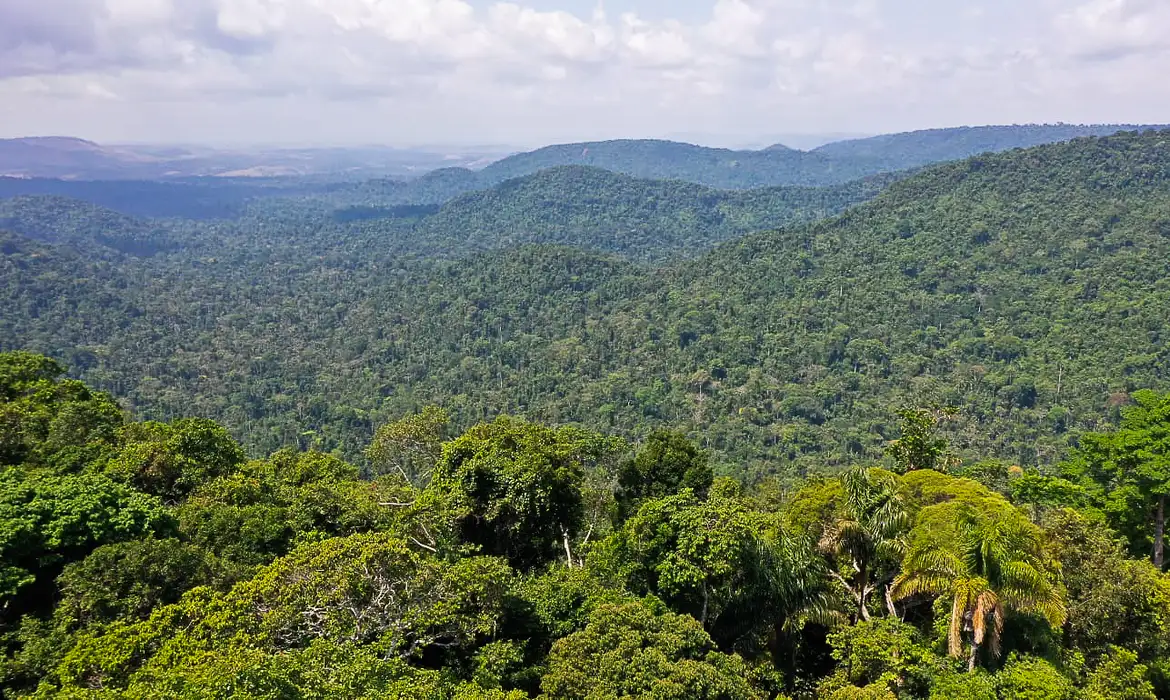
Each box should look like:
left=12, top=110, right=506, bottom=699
left=700, top=583, right=710, bottom=626
left=562, top=528, right=575, bottom=568
left=884, top=583, right=900, bottom=620
left=967, top=642, right=979, bottom=673
left=857, top=563, right=871, bottom=622
left=1155, top=495, right=1165, bottom=570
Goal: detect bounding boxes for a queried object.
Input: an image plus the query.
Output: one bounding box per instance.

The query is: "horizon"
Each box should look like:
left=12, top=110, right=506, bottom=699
left=3, top=121, right=1165, bottom=153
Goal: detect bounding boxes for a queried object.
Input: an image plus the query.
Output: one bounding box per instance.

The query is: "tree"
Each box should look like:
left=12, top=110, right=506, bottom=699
left=55, top=538, right=224, bottom=628
left=595, top=485, right=833, bottom=655
left=0, top=470, right=173, bottom=614
left=102, top=418, right=246, bottom=502
left=539, top=601, right=764, bottom=700
left=1082, top=647, right=1157, bottom=700
left=366, top=406, right=450, bottom=487
left=176, top=449, right=400, bottom=570
left=820, top=618, right=936, bottom=698
left=818, top=467, right=909, bottom=621
left=425, top=417, right=617, bottom=571
left=892, top=503, right=1066, bottom=671
left=885, top=408, right=959, bottom=474
left=51, top=533, right=516, bottom=693
left=994, top=655, right=1074, bottom=700
left=0, top=352, right=123, bottom=471
left=615, top=430, right=712, bottom=522
left=1041, top=509, right=1170, bottom=663
left=1062, top=390, right=1170, bottom=568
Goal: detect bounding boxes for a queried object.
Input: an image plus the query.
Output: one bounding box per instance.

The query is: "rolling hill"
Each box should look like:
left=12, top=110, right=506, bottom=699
left=319, top=124, right=1170, bottom=205
left=2, top=129, right=1169, bottom=478
left=404, top=166, right=898, bottom=261
left=810, top=123, right=1170, bottom=171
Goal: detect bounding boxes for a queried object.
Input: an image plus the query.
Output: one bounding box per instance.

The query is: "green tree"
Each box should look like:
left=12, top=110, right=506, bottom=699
left=102, top=418, right=246, bottom=502
left=1042, top=509, right=1170, bottom=664
left=893, top=503, right=1066, bottom=671
left=994, top=655, right=1074, bottom=700
left=0, top=352, right=122, bottom=471
left=55, top=538, right=225, bottom=628
left=426, top=417, right=616, bottom=571
left=885, top=408, right=959, bottom=474
left=539, top=601, right=764, bottom=700
left=176, top=450, right=401, bottom=570
left=821, top=618, right=936, bottom=697
left=615, top=430, right=712, bottom=522
left=818, top=467, right=909, bottom=621
left=1082, top=647, right=1157, bottom=700
left=366, top=406, right=450, bottom=487
left=0, top=470, right=173, bottom=612
left=1063, top=390, right=1170, bottom=568
left=51, top=533, right=515, bottom=693
left=595, top=485, right=832, bottom=654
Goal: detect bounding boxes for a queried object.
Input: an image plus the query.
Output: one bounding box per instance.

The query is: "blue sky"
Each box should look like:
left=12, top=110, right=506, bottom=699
left=0, top=0, right=1167, bottom=147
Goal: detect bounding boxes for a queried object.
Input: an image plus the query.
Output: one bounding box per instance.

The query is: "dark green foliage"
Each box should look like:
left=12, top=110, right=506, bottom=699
left=1062, top=390, right=1170, bottom=567
left=0, top=352, right=123, bottom=471
left=475, top=126, right=1164, bottom=190
left=1043, top=509, right=1170, bottom=664
left=0, top=469, right=173, bottom=609
left=409, top=165, right=892, bottom=261
left=616, top=430, right=712, bottom=521
left=176, top=449, right=400, bottom=569
left=55, top=538, right=225, bottom=628
left=1, top=359, right=1168, bottom=699
left=6, top=131, right=1170, bottom=480
left=102, top=418, right=246, bottom=501
left=811, top=124, right=1169, bottom=172
left=428, top=417, right=618, bottom=571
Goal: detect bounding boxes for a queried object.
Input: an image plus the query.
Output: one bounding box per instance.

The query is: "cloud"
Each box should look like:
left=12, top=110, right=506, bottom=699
left=0, top=0, right=1167, bottom=144
left=1057, top=0, right=1170, bottom=61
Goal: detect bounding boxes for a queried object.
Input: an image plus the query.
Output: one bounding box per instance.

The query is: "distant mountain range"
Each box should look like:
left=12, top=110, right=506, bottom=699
left=310, top=123, right=1168, bottom=207
left=0, top=137, right=508, bottom=180
left=3, top=125, right=1165, bottom=186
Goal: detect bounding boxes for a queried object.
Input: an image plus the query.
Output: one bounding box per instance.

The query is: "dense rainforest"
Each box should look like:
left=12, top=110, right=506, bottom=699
left=452, top=124, right=1169, bottom=191
left=2, top=130, right=1169, bottom=480
left=3, top=124, right=1157, bottom=219
left=2, top=350, right=1170, bottom=699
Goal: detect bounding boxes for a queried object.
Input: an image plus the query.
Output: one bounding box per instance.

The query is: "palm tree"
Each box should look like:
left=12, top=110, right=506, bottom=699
left=819, top=466, right=909, bottom=621
left=892, top=504, right=1066, bottom=671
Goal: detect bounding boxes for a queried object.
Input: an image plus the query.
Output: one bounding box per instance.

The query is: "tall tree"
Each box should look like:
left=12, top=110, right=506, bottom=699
left=615, top=429, right=712, bottom=522
left=892, top=504, right=1066, bottom=671
left=425, top=417, right=618, bottom=571
left=885, top=408, right=959, bottom=474
left=1062, top=390, right=1170, bottom=568
left=818, top=467, right=909, bottom=621
left=366, top=406, right=450, bottom=487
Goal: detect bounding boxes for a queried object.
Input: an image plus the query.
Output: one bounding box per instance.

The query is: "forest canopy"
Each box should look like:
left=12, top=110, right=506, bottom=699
left=2, top=353, right=1169, bottom=699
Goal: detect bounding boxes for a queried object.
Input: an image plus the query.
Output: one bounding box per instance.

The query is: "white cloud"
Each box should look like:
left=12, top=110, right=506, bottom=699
left=1057, top=0, right=1170, bottom=60
left=0, top=0, right=1167, bottom=145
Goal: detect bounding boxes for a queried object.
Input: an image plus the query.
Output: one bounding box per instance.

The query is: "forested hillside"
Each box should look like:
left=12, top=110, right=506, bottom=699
left=4, top=125, right=1160, bottom=219
left=407, top=166, right=895, bottom=261
left=391, top=124, right=1165, bottom=196
left=3, top=352, right=1169, bottom=699
left=2, top=130, right=1169, bottom=479
left=809, top=124, right=1169, bottom=171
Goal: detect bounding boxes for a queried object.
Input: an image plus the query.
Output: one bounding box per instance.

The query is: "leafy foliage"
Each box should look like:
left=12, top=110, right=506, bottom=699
left=0, top=357, right=1168, bottom=698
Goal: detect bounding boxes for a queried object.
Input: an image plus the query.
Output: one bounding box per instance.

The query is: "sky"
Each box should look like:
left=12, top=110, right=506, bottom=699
left=0, top=0, right=1168, bottom=147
